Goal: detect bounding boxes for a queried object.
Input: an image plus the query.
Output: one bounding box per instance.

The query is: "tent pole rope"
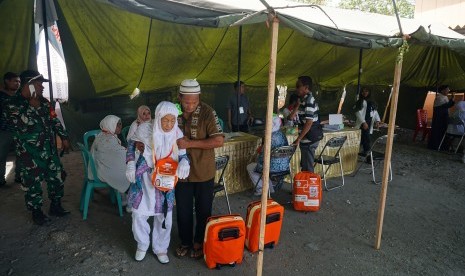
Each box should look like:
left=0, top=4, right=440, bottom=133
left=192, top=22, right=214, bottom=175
left=135, top=18, right=153, bottom=89
left=195, top=28, right=229, bottom=79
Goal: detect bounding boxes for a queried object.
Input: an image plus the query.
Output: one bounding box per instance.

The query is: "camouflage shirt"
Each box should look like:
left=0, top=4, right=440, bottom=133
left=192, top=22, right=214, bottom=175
left=2, top=92, right=68, bottom=155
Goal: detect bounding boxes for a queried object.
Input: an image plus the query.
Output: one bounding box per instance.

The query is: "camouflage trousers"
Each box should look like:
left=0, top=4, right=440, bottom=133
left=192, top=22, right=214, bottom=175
left=18, top=151, right=65, bottom=211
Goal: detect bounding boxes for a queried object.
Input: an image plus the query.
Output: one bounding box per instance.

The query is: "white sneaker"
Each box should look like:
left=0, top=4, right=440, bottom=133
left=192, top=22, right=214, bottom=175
left=135, top=249, right=146, bottom=261
left=155, top=253, right=170, bottom=264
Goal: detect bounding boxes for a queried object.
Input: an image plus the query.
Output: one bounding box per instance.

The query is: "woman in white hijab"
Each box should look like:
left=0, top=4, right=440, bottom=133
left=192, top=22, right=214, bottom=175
left=126, top=105, right=151, bottom=142
left=247, top=115, right=289, bottom=196
left=125, top=101, right=189, bottom=264
left=89, top=115, right=130, bottom=194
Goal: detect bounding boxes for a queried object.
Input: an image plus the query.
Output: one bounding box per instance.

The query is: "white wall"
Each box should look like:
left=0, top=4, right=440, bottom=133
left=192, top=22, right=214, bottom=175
left=415, top=0, right=465, bottom=28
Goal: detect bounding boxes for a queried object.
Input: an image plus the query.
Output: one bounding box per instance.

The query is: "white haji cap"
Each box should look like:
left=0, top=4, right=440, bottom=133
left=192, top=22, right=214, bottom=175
left=179, top=79, right=201, bottom=94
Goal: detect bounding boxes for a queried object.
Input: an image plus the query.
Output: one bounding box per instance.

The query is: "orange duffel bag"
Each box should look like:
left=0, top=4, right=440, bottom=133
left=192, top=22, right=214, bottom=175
left=203, top=214, right=245, bottom=269
left=293, top=171, right=323, bottom=212
left=245, top=199, right=284, bottom=253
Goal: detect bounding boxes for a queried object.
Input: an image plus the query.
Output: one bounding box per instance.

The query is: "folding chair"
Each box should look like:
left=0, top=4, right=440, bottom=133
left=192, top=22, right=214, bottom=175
left=437, top=119, right=465, bottom=153
left=412, top=109, right=431, bottom=142
left=212, top=155, right=231, bottom=214
left=83, top=129, right=101, bottom=150
left=313, top=136, right=347, bottom=191
left=352, top=134, right=393, bottom=185
left=77, top=142, right=123, bottom=220
left=253, top=145, right=296, bottom=197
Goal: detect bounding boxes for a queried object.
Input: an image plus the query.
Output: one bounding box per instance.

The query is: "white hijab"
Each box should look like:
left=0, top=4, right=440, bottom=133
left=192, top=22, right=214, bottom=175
left=152, top=101, right=183, bottom=160
left=133, top=122, right=153, bottom=150
left=100, top=115, right=120, bottom=134
left=272, top=115, right=282, bottom=132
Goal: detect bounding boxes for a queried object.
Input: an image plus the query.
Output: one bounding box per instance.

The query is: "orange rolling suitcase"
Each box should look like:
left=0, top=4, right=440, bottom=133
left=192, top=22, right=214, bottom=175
left=203, top=214, right=246, bottom=269
left=245, top=200, right=284, bottom=253
left=293, top=171, right=323, bottom=212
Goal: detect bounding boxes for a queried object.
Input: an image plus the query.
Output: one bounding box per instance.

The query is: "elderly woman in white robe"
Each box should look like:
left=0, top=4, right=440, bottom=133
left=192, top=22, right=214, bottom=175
left=125, top=102, right=190, bottom=263
left=89, top=115, right=130, bottom=194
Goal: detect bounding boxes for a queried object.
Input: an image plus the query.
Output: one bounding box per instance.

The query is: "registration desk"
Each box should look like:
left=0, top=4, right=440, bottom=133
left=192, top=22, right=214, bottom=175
left=214, top=132, right=261, bottom=194
left=287, top=128, right=361, bottom=178
left=214, top=128, right=360, bottom=195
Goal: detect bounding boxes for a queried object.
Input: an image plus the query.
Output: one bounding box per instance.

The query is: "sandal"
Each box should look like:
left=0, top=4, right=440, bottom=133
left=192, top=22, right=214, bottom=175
left=175, top=245, right=190, bottom=258
left=190, top=244, right=203, bottom=259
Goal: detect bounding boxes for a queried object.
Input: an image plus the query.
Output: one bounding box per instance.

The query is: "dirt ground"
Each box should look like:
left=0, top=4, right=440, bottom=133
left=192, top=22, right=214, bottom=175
left=1, top=128, right=465, bottom=276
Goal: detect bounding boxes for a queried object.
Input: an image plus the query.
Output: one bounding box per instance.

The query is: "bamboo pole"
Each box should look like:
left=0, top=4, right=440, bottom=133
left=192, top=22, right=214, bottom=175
left=337, top=86, right=346, bottom=114
left=256, top=15, right=279, bottom=276
left=374, top=37, right=409, bottom=250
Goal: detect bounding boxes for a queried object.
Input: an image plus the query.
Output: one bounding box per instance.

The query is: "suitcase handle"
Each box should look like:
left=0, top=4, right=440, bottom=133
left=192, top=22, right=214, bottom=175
left=218, top=227, right=240, bottom=241
left=266, top=212, right=281, bottom=224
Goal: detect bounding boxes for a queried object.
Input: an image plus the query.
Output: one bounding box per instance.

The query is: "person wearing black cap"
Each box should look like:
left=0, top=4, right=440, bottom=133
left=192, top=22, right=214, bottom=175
left=0, top=72, right=21, bottom=186
left=2, top=69, right=71, bottom=225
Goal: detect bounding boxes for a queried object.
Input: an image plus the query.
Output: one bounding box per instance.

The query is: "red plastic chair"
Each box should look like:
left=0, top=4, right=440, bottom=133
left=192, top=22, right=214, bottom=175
left=413, top=109, right=431, bottom=142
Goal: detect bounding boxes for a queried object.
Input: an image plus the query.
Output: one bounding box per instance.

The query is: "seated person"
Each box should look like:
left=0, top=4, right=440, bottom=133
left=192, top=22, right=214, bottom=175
left=126, top=105, right=152, bottom=141
left=90, top=115, right=130, bottom=195
left=247, top=116, right=289, bottom=196
left=370, top=102, right=381, bottom=133
left=281, top=93, right=300, bottom=128
left=446, top=101, right=465, bottom=136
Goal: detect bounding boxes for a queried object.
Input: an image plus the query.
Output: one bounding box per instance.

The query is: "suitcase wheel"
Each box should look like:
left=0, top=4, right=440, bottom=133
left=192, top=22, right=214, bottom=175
left=229, top=262, right=236, bottom=267
left=216, top=264, right=221, bottom=270
left=265, top=241, right=275, bottom=249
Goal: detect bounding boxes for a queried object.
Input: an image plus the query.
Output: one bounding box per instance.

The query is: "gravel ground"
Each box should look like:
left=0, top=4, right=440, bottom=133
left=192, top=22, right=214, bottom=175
left=1, top=128, right=464, bottom=276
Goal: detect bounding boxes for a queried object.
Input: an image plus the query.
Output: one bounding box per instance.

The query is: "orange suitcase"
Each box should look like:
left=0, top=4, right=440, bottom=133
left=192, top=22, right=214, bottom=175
left=293, top=171, right=323, bottom=212
left=245, top=200, right=284, bottom=253
left=203, top=214, right=245, bottom=269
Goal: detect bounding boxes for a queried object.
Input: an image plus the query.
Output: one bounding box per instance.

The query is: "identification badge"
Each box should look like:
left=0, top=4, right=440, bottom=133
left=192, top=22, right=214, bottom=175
left=154, top=174, right=176, bottom=190
left=239, top=106, right=244, bottom=114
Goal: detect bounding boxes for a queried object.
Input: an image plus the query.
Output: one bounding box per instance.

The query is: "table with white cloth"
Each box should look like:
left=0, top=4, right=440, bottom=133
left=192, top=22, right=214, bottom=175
left=286, top=128, right=361, bottom=178
left=214, top=132, right=261, bottom=194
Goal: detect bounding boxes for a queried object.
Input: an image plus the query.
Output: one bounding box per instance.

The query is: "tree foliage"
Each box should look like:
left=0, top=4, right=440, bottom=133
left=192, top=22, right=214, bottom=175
left=338, top=0, right=414, bottom=18
left=292, top=0, right=327, bottom=5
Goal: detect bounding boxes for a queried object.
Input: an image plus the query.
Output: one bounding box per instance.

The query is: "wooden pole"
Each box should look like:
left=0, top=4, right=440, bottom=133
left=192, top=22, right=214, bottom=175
left=374, top=37, right=408, bottom=250
left=256, top=15, right=279, bottom=276
left=356, top=49, right=363, bottom=97
left=337, top=86, right=346, bottom=114
left=382, top=87, right=393, bottom=123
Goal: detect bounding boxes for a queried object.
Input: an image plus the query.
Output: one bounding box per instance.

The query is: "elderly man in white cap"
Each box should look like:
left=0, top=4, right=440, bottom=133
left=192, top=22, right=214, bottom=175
left=174, top=79, right=224, bottom=259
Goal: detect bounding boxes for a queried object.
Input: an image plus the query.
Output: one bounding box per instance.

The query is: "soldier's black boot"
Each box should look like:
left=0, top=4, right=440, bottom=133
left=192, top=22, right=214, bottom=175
left=49, top=200, right=71, bottom=217
left=32, top=209, right=51, bottom=225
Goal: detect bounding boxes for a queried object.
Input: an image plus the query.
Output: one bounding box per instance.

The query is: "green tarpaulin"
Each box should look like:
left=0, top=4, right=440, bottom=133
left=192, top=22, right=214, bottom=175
left=1, top=0, right=465, bottom=101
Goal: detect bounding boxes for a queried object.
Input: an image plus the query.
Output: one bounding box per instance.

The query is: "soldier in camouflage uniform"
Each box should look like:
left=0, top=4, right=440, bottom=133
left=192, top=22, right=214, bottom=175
left=2, top=70, right=71, bottom=225
left=0, top=72, right=21, bottom=186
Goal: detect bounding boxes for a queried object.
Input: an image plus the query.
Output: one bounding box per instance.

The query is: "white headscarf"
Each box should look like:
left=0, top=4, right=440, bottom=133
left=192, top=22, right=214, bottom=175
left=153, top=101, right=183, bottom=160
left=272, top=115, right=282, bottom=132
left=133, top=122, right=153, bottom=150
left=99, top=115, right=120, bottom=134
left=136, top=105, right=151, bottom=123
